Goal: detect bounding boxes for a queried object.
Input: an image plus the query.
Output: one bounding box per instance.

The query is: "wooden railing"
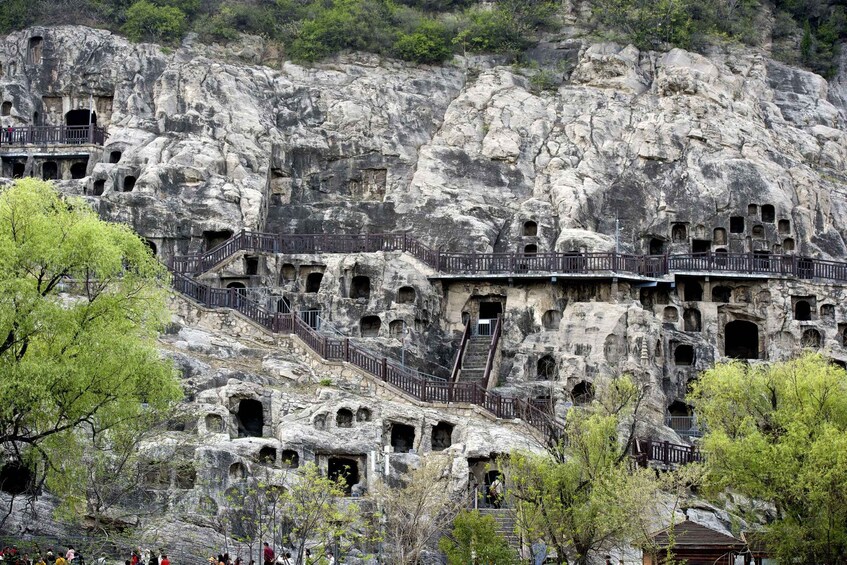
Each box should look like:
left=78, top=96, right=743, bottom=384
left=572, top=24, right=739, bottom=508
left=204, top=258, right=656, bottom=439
left=450, top=319, right=472, bottom=382
left=631, top=437, right=704, bottom=466
left=171, top=272, right=565, bottom=435
left=0, top=125, right=107, bottom=146
left=482, top=316, right=502, bottom=388
left=169, top=230, right=847, bottom=284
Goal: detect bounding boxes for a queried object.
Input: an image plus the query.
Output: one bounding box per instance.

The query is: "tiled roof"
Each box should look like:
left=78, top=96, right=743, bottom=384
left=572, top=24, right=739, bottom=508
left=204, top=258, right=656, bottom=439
left=648, top=520, right=745, bottom=549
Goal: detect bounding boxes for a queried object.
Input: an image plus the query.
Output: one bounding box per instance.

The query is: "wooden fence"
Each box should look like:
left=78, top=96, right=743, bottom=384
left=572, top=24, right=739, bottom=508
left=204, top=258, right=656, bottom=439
left=169, top=230, right=847, bottom=284
left=0, top=125, right=107, bottom=146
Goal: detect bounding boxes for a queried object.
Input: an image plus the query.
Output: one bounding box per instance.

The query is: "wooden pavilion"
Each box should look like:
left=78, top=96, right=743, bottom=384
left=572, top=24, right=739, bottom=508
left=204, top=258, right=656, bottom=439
left=642, top=520, right=746, bottom=565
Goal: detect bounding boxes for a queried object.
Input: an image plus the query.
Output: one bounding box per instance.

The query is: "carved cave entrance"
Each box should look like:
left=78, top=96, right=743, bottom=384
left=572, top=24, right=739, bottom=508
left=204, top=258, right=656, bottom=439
left=431, top=422, right=454, bottom=451
left=328, top=457, right=360, bottom=495
left=725, top=320, right=759, bottom=359
left=236, top=399, right=264, bottom=438
left=390, top=423, right=415, bottom=453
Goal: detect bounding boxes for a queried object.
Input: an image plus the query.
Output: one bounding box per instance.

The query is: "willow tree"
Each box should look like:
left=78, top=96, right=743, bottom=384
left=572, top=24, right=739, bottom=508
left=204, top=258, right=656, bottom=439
left=689, top=354, right=847, bottom=564
left=0, top=179, right=181, bottom=522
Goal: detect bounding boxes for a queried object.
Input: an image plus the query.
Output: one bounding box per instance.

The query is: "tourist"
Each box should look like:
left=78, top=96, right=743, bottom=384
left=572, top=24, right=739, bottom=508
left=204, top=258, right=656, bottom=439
left=65, top=548, right=75, bottom=562
left=261, top=544, right=273, bottom=565
left=489, top=475, right=503, bottom=508
left=54, top=552, right=67, bottom=565
left=160, top=554, right=169, bottom=565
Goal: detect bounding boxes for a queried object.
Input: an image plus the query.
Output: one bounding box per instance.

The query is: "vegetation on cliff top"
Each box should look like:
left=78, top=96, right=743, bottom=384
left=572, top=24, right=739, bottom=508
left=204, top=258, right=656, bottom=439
left=0, top=0, right=844, bottom=76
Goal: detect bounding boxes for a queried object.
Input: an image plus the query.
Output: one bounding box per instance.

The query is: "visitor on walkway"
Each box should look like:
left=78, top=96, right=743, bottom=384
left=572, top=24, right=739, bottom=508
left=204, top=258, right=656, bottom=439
left=262, top=544, right=274, bottom=565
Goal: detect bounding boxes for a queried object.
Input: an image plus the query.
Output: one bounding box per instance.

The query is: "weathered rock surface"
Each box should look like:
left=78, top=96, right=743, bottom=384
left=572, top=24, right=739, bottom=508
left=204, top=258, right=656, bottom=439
left=2, top=24, right=847, bottom=559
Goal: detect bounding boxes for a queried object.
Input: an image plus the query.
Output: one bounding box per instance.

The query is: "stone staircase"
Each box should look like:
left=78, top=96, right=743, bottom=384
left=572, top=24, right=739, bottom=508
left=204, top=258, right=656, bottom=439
left=457, top=336, right=490, bottom=382
left=477, top=508, right=520, bottom=548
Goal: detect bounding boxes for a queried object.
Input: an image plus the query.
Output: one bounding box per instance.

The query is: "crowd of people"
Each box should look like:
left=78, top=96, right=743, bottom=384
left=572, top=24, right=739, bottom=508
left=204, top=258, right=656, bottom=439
left=1, top=544, right=337, bottom=565
left=0, top=546, right=176, bottom=565
left=0, top=545, right=108, bottom=565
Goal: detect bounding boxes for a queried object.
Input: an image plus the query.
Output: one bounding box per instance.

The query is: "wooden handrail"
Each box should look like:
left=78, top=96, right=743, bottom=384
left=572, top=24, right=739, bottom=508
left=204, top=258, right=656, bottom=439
left=482, top=316, right=501, bottom=388
left=450, top=319, right=472, bottom=382
left=169, top=229, right=847, bottom=284
left=0, top=125, right=107, bottom=146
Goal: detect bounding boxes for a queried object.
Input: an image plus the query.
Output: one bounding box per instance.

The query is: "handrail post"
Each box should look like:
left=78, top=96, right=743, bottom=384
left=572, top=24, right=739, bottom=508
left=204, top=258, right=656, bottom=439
left=344, top=338, right=350, bottom=362
left=381, top=357, right=388, bottom=380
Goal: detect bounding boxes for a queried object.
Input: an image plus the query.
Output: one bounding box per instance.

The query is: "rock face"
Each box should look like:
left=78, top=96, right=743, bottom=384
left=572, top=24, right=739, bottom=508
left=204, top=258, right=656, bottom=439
left=2, top=24, right=847, bottom=557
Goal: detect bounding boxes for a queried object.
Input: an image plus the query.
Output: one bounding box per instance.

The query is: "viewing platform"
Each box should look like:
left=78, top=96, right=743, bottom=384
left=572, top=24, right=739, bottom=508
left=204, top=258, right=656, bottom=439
left=0, top=125, right=107, bottom=148
left=170, top=230, right=847, bottom=285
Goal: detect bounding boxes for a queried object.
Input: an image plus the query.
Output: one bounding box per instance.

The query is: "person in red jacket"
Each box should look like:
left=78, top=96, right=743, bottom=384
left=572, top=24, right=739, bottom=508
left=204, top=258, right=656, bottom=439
left=262, top=544, right=274, bottom=565
left=160, top=555, right=170, bottom=565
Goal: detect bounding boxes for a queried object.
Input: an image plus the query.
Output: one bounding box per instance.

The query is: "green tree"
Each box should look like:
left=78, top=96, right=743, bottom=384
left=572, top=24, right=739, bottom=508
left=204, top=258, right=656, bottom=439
left=0, top=179, right=181, bottom=524
left=689, top=354, right=847, bottom=564
left=288, top=0, right=397, bottom=62
left=504, top=376, right=662, bottom=564
left=121, top=0, right=187, bottom=43
left=283, top=462, right=363, bottom=564
left=394, top=18, right=453, bottom=63
left=439, top=510, right=519, bottom=565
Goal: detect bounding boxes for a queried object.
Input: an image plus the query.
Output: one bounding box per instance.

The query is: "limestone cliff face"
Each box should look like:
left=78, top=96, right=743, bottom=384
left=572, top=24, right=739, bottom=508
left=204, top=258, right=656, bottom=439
left=2, top=25, right=846, bottom=554
left=3, top=27, right=846, bottom=258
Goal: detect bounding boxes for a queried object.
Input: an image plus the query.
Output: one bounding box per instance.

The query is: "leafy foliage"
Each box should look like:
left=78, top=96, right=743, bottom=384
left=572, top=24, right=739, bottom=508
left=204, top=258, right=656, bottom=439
left=121, top=0, right=188, bottom=43
left=439, top=510, right=519, bottom=565
left=504, top=376, right=662, bottom=565
left=0, top=179, right=181, bottom=522
left=690, top=354, right=847, bottom=564
left=394, top=19, right=453, bottom=63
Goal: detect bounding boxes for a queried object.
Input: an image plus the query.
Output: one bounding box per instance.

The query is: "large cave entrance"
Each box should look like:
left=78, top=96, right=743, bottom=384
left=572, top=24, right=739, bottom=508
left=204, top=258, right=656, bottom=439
left=725, top=320, right=759, bottom=359
left=65, top=109, right=96, bottom=127
left=328, top=457, right=359, bottom=495
left=390, top=423, right=415, bottom=453
left=236, top=399, right=264, bottom=438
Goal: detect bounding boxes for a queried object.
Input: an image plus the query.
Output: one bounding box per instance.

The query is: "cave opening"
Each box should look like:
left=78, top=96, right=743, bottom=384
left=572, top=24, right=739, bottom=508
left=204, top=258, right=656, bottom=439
left=41, top=161, right=58, bottom=181
left=542, top=310, right=562, bottom=330
left=730, top=216, right=744, bottom=233
left=360, top=315, right=381, bottom=337
left=572, top=381, right=594, bottom=405
left=328, top=457, right=359, bottom=495
left=259, top=446, right=277, bottom=464
left=123, top=175, right=136, bottom=192
left=390, top=423, right=416, bottom=453
left=795, top=300, right=812, bottom=321
left=683, top=281, right=703, bottom=302
left=801, top=328, right=822, bottom=348
left=761, top=204, right=775, bottom=223
left=336, top=408, right=354, bottom=428
left=281, top=450, right=300, bottom=469
left=203, top=230, right=234, bottom=251
left=65, top=109, right=96, bottom=127
left=683, top=308, right=702, bottom=332
left=431, top=422, right=454, bottom=451
left=674, top=344, right=694, bottom=366
left=711, top=286, right=732, bottom=303
left=397, top=286, right=415, bottom=304
left=350, top=275, right=371, bottom=300
left=725, top=320, right=759, bottom=359
left=0, top=463, right=34, bottom=495
left=305, top=272, right=323, bottom=293
left=536, top=355, right=557, bottom=380
left=70, top=161, right=88, bottom=179
left=523, top=221, right=537, bottom=236
left=236, top=399, right=264, bottom=438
